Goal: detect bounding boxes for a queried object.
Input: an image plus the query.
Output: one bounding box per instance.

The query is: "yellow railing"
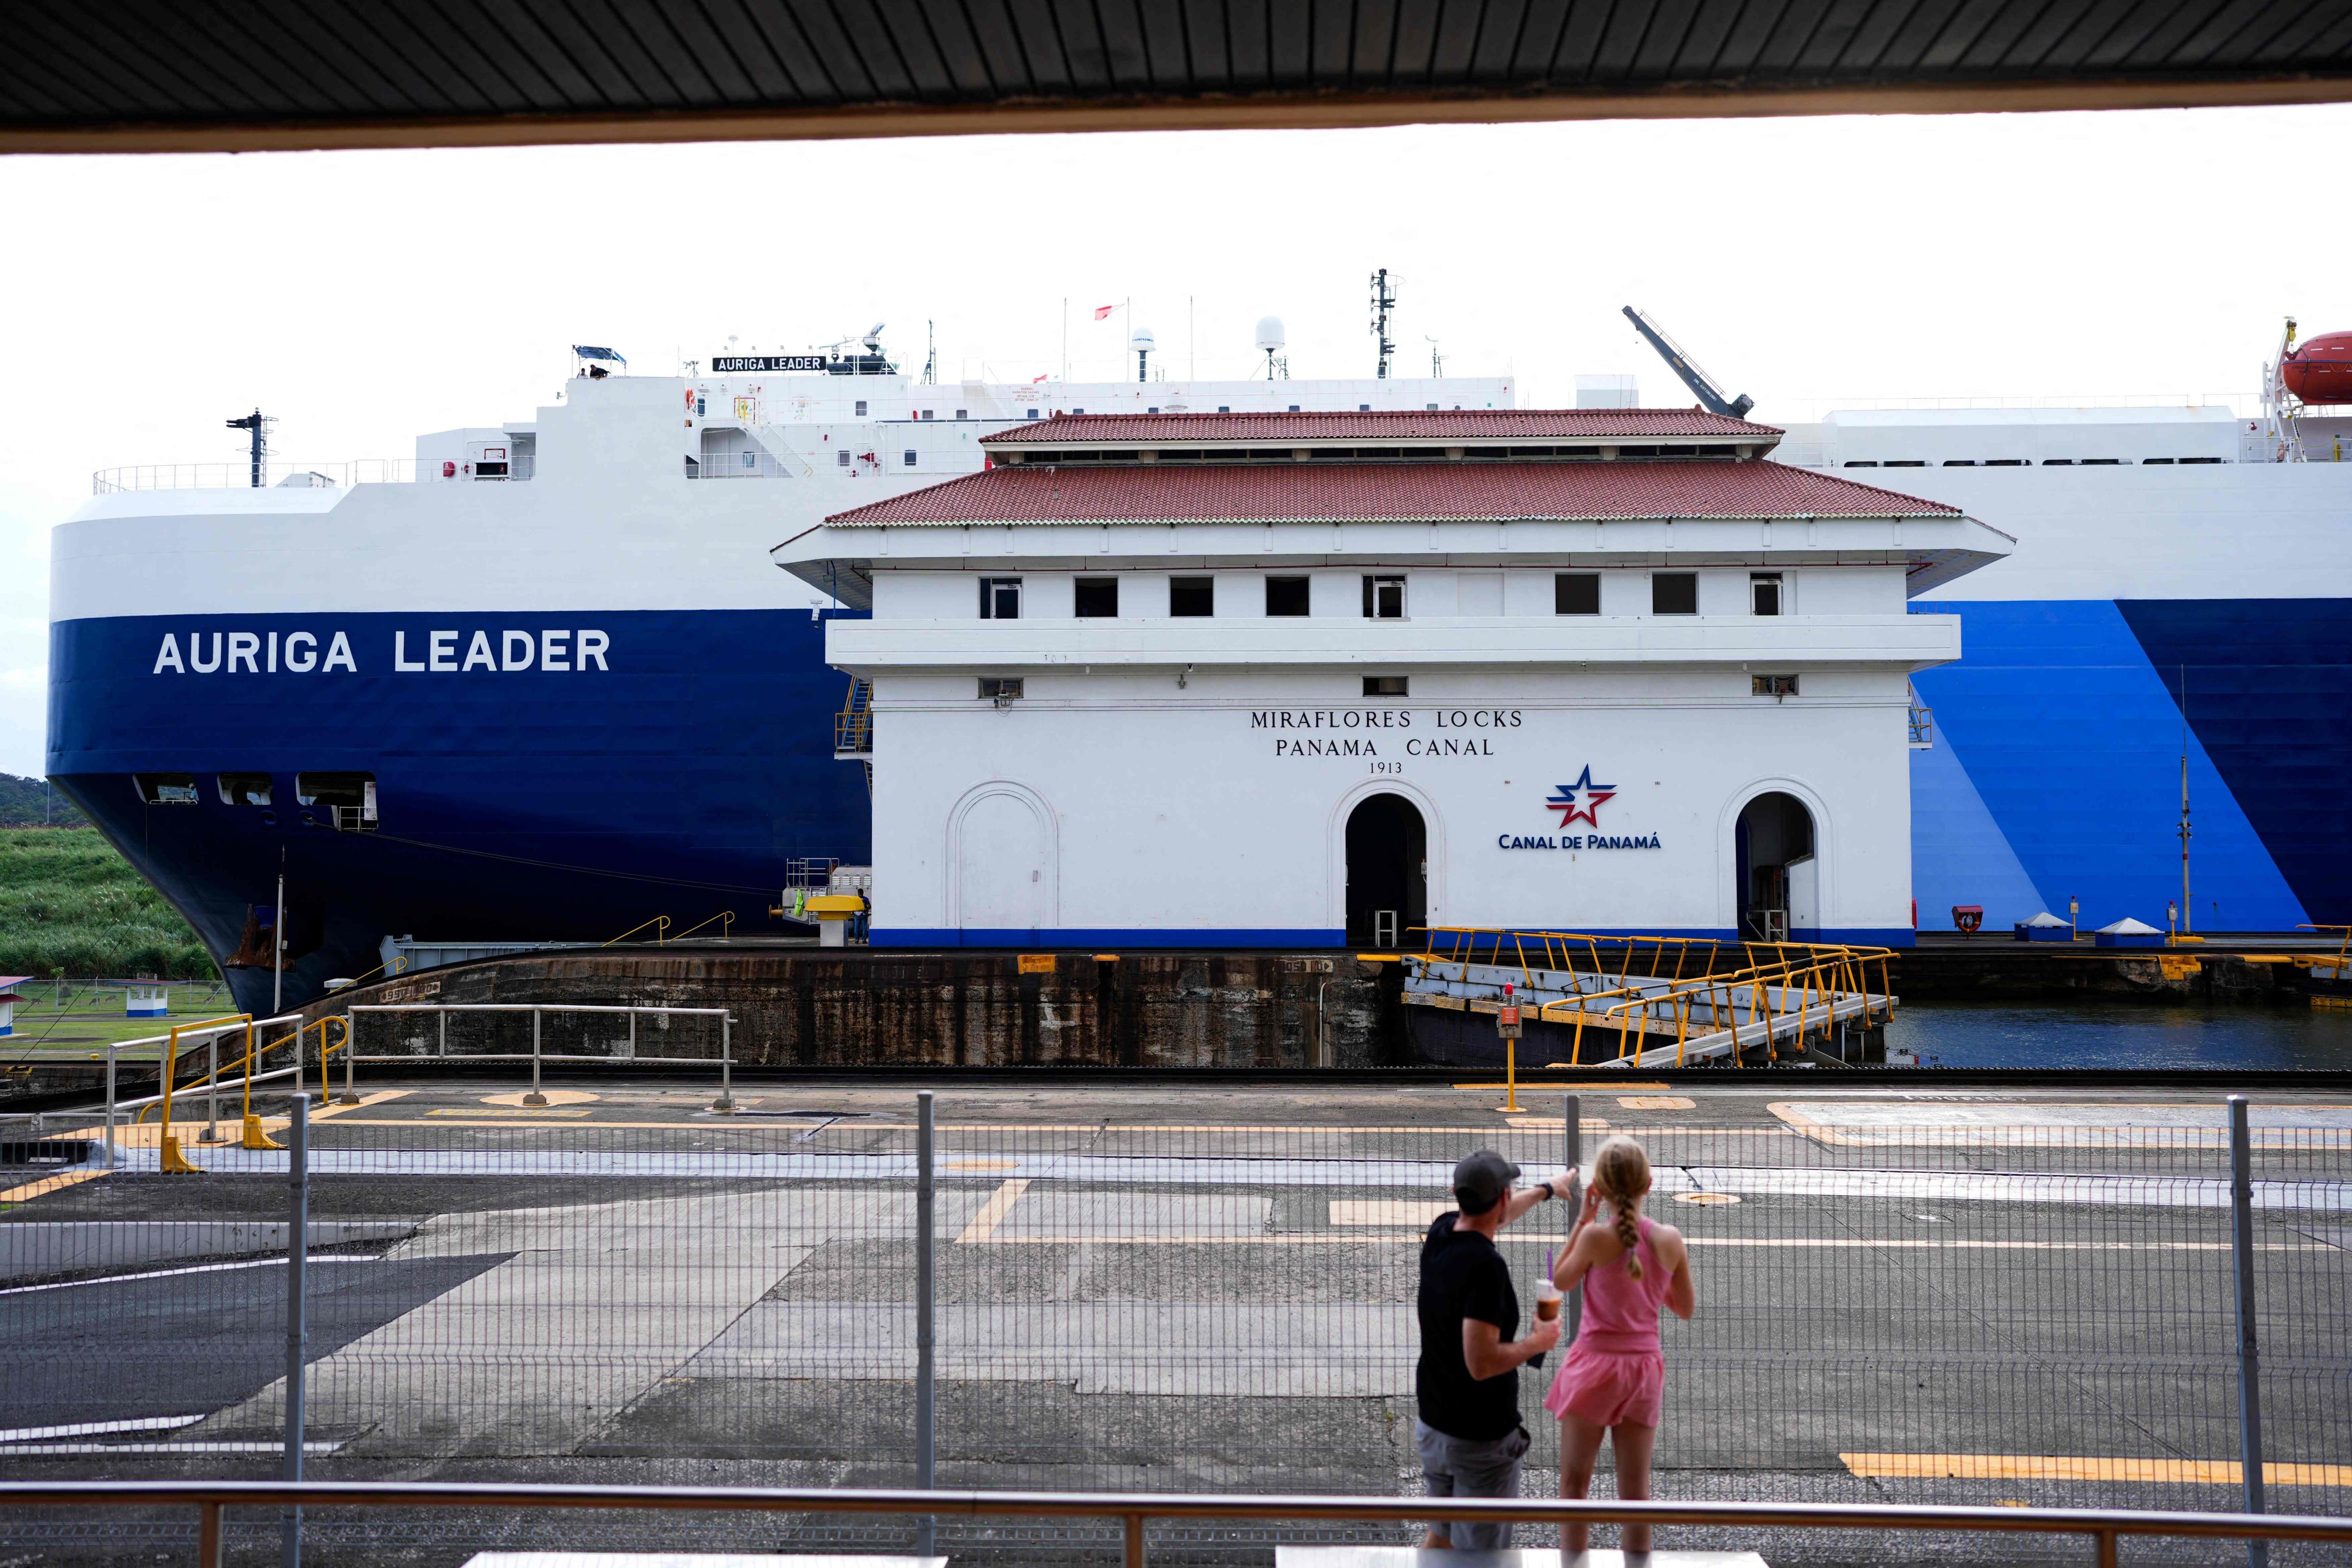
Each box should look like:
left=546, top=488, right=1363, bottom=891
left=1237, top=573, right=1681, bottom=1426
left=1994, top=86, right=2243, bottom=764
left=671, top=910, right=736, bottom=942
left=134, top=1013, right=354, bottom=1168
left=1409, top=928, right=1895, bottom=1069
left=602, top=915, right=671, bottom=948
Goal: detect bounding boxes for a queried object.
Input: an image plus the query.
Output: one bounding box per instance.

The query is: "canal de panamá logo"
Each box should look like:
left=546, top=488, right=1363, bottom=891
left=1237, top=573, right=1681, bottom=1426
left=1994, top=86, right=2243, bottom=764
left=1546, top=766, right=1617, bottom=828
left=1501, top=767, right=1661, bottom=852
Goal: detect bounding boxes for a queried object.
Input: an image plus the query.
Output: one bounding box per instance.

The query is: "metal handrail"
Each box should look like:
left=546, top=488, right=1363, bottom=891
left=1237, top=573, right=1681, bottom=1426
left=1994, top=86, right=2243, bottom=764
left=4, top=1480, right=2346, bottom=1568
left=602, top=914, right=670, bottom=947
left=670, top=910, right=736, bottom=942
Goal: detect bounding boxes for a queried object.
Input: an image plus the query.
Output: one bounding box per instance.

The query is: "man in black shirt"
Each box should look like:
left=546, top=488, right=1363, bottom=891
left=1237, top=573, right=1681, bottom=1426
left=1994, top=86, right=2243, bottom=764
left=1416, top=1148, right=1570, bottom=1550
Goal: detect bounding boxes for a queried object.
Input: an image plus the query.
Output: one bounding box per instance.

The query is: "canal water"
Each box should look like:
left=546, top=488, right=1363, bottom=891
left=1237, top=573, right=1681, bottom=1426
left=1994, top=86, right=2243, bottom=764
left=1888, top=999, right=2352, bottom=1070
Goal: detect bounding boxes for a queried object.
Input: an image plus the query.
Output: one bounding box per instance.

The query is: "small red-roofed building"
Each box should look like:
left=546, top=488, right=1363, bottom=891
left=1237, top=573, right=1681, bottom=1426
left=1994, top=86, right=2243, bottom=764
left=775, top=410, right=2013, bottom=951
left=0, top=978, right=28, bottom=1037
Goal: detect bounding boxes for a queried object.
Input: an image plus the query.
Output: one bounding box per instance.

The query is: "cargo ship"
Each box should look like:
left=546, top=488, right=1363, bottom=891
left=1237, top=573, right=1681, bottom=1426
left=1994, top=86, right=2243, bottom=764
left=46, top=324, right=2351, bottom=1010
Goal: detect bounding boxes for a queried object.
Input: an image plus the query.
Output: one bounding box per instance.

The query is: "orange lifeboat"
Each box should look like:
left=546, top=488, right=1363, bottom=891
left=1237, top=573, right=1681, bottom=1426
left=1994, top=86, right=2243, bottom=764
left=2281, top=330, right=2352, bottom=403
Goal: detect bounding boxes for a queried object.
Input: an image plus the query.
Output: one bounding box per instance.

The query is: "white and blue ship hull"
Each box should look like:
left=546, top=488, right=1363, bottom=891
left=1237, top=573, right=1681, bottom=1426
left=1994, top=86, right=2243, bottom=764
left=46, top=370, right=2352, bottom=1010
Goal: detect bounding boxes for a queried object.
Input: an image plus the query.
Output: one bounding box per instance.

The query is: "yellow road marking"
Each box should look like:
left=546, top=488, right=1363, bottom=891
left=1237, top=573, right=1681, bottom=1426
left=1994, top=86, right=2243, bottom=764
left=955, top=1178, right=1030, bottom=1245
left=945, top=1158, right=1018, bottom=1172
left=310, top=1089, right=412, bottom=1121
left=0, top=1169, right=110, bottom=1203
left=426, top=1107, right=592, bottom=1119
left=1843, top=1454, right=2352, bottom=1487
left=482, top=1089, right=598, bottom=1107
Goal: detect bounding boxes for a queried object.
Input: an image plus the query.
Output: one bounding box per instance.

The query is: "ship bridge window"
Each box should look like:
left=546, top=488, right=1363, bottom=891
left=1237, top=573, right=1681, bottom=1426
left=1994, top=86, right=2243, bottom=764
left=1027, top=408, right=1040, bottom=419
left=2043, top=459, right=2075, bottom=466
left=1884, top=459, right=1925, bottom=467
left=903, top=450, right=917, bottom=466
left=136, top=774, right=199, bottom=805
left=2081, top=458, right=2122, bottom=465
left=1944, top=460, right=1978, bottom=466
left=1841, top=460, right=1879, bottom=468
left=2180, top=457, right=2224, bottom=464
left=1986, top=459, right=2027, bottom=466
left=838, top=450, right=851, bottom=467
left=217, top=773, right=272, bottom=806
left=855, top=400, right=868, bottom=417
left=2143, top=457, right=2176, bottom=465
left=296, top=773, right=378, bottom=831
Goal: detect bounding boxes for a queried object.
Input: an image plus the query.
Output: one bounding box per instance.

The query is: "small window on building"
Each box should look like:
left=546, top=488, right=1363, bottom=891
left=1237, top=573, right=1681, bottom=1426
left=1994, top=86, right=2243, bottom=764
left=956, top=409, right=968, bottom=420
left=2180, top=456, right=2224, bottom=464
left=741, top=450, right=757, bottom=470
left=1218, top=404, right=1230, bottom=413
left=1751, top=573, right=1783, bottom=616
left=1364, top=675, right=1408, bottom=697
left=1427, top=403, right=1439, bottom=411
left=136, top=773, right=199, bottom=805
left=1359, top=403, right=1371, bottom=412
left=1652, top=573, right=1698, bottom=615
left=694, top=396, right=706, bottom=417
left=1363, top=575, right=1406, bottom=620
left=1288, top=404, right=1301, bottom=413
left=1026, top=407, right=1039, bottom=419
left=1266, top=576, right=1311, bottom=616
left=921, top=410, right=934, bottom=420
left=1555, top=573, right=1600, bottom=615
left=1944, top=459, right=1978, bottom=466
left=295, top=771, right=378, bottom=829
left=1073, top=408, right=1084, bottom=414
left=1884, top=459, right=1925, bottom=467
left=1170, top=576, right=1215, bottom=617
left=903, top=450, right=918, bottom=466
left=1752, top=674, right=1799, bottom=697
left=217, top=772, right=271, bottom=806
left=1075, top=577, right=1119, bottom=618
left=2143, top=457, right=2176, bottom=465
left=979, top=577, right=1022, bottom=620
left=979, top=677, right=1024, bottom=701
left=837, top=450, right=851, bottom=467
left=854, top=399, right=868, bottom=417
left=1841, top=460, right=1879, bottom=468
left=1986, top=458, right=2027, bottom=466
left=1148, top=407, right=1159, bottom=414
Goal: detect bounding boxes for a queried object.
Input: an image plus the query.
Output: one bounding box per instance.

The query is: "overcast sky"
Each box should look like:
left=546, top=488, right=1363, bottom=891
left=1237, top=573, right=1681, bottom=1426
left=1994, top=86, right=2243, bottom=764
left=4, top=103, right=2350, bottom=777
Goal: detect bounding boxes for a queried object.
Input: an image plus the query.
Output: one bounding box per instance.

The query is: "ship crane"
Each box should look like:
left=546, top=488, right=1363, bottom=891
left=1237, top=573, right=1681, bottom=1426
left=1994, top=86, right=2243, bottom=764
left=1622, top=307, right=1753, bottom=418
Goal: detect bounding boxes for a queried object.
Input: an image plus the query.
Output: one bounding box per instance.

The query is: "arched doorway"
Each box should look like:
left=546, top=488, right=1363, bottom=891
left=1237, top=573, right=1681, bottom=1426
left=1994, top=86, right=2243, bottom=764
left=1735, top=791, right=1816, bottom=942
left=1346, top=794, right=1426, bottom=948
left=956, top=789, right=1052, bottom=939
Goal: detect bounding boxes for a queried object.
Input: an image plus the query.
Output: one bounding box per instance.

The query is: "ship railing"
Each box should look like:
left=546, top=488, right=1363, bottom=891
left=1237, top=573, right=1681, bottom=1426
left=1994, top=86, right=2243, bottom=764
left=91, top=459, right=419, bottom=494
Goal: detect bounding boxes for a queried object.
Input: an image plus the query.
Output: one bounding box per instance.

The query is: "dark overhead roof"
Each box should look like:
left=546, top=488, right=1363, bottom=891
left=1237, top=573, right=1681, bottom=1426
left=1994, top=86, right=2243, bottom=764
left=981, top=410, right=1783, bottom=446
left=824, top=459, right=1963, bottom=526
left=7, top=0, right=2351, bottom=152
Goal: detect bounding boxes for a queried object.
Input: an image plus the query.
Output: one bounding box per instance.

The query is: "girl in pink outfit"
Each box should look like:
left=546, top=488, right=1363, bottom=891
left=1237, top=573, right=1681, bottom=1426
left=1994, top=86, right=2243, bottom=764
left=1544, top=1136, right=1696, bottom=1557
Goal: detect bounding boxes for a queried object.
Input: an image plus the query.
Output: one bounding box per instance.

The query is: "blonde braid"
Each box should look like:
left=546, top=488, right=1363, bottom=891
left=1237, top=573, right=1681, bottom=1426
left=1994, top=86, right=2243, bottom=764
left=1593, top=1137, right=1652, bottom=1280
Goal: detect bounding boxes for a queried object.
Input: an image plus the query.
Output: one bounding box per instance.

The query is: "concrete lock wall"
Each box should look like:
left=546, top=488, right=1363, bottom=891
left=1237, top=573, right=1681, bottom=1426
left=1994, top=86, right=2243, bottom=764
left=869, top=664, right=1918, bottom=947
left=316, top=951, right=1407, bottom=1070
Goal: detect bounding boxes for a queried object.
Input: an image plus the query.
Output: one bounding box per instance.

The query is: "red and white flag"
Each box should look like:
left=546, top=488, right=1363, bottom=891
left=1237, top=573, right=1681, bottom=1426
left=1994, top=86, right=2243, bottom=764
left=1093, top=304, right=1118, bottom=320
left=1032, top=373, right=1049, bottom=383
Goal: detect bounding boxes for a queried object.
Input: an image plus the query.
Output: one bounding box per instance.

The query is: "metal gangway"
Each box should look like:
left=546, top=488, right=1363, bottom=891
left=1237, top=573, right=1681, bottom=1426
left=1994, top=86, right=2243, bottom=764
left=1406, top=928, right=1897, bottom=1067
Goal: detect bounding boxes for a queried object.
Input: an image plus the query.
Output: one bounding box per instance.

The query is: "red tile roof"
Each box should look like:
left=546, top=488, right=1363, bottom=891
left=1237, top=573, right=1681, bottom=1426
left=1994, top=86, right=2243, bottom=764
left=977, top=409, right=1780, bottom=445
left=827, top=461, right=1960, bottom=526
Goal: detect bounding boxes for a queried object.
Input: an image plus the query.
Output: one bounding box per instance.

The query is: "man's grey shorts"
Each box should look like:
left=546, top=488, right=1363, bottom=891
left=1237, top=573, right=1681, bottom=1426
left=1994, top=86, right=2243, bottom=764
left=1416, top=1418, right=1531, bottom=1550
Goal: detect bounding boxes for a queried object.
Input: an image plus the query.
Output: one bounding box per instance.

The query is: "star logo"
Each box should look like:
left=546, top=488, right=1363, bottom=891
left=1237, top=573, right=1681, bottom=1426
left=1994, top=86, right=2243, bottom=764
left=1546, top=766, right=1617, bottom=828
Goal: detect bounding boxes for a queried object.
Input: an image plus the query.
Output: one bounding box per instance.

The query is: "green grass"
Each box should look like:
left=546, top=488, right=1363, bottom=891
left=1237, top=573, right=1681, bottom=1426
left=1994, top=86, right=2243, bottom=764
left=0, top=827, right=219, bottom=981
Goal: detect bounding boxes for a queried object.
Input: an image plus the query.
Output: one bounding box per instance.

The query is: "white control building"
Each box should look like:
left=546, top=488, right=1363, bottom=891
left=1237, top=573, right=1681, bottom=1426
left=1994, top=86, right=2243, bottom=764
left=777, top=410, right=2013, bottom=949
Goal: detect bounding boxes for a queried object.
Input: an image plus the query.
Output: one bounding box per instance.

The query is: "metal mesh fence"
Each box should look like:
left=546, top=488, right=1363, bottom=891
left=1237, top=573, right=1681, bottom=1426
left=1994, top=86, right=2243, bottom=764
left=1, top=1083, right=2345, bottom=1564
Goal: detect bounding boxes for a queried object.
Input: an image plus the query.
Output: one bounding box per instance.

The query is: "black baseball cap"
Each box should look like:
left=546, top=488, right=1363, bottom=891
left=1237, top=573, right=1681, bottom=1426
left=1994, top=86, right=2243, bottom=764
left=1453, top=1149, right=1521, bottom=1215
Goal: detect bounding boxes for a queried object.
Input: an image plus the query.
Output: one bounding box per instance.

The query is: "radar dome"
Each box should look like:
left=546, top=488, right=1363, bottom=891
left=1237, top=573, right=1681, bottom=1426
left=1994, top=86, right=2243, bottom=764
left=1254, top=315, right=1287, bottom=352
left=1129, top=326, right=1157, bottom=352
